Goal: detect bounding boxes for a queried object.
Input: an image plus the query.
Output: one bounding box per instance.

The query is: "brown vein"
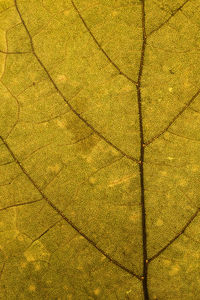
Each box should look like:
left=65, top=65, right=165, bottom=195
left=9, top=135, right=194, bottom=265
left=148, top=0, right=191, bottom=37
left=144, top=88, right=200, bottom=146
left=0, top=199, right=42, bottom=211
left=168, top=130, right=200, bottom=143
left=71, top=0, right=137, bottom=86
left=14, top=0, right=140, bottom=165
left=148, top=207, right=200, bottom=262
left=0, top=262, right=5, bottom=280
left=0, top=135, right=142, bottom=280
left=0, top=49, right=30, bottom=54
left=28, top=220, right=61, bottom=247
left=136, top=0, right=149, bottom=298
left=0, top=160, right=14, bottom=166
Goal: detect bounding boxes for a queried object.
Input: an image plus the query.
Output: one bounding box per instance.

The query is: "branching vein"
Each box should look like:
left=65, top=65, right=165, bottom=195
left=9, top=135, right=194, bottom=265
left=0, top=135, right=142, bottom=280
left=148, top=0, right=191, bottom=37
left=148, top=207, right=200, bottom=262
left=144, top=88, right=200, bottom=146
left=71, top=0, right=137, bottom=86
left=14, top=0, right=140, bottom=165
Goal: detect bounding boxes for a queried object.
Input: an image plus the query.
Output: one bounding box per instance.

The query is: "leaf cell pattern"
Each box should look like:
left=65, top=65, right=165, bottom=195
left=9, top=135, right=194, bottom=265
left=0, top=0, right=200, bottom=299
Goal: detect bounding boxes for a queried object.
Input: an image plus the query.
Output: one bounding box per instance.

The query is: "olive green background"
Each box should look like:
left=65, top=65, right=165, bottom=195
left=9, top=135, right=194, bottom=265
left=0, top=0, right=200, bottom=299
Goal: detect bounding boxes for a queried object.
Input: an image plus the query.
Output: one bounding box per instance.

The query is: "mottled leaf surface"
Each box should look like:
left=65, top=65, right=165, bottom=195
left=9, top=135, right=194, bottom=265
left=0, top=0, right=200, bottom=299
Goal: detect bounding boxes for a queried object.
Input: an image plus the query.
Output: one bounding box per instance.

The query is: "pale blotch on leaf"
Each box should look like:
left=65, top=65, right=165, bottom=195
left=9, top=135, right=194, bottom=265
left=108, top=174, right=136, bottom=187
left=24, top=252, right=35, bottom=262
left=141, top=87, right=148, bottom=97
left=155, top=218, right=164, bottom=227
left=57, top=74, right=67, bottom=83
left=110, top=148, right=120, bottom=156
left=88, top=176, right=96, bottom=185
left=100, top=255, right=106, bottom=262
left=20, top=262, right=27, bottom=270
left=168, top=87, right=173, bottom=92
left=24, top=241, right=50, bottom=262
left=182, top=68, right=192, bottom=88
left=47, top=164, right=61, bottom=173
left=17, top=234, right=24, bottom=242
left=76, top=264, right=84, bottom=271
left=162, top=65, right=169, bottom=72
left=191, top=165, right=200, bottom=172
left=167, top=156, right=175, bottom=160
left=86, top=156, right=93, bottom=163
left=112, top=10, right=119, bottom=17
left=126, top=289, right=132, bottom=294
left=129, top=211, right=140, bottom=223
left=94, top=288, right=101, bottom=296
left=56, top=119, right=67, bottom=128
left=160, top=171, right=167, bottom=176
left=121, top=84, right=134, bottom=92
left=169, top=265, right=180, bottom=276
left=28, top=284, right=36, bottom=292
left=178, top=179, right=188, bottom=187
left=63, top=10, right=70, bottom=16
left=34, top=263, right=41, bottom=271
left=183, top=79, right=191, bottom=88
left=163, top=259, right=171, bottom=266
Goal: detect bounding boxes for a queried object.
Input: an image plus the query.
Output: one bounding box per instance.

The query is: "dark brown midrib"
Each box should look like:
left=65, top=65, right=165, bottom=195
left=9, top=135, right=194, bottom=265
left=137, top=1, right=149, bottom=299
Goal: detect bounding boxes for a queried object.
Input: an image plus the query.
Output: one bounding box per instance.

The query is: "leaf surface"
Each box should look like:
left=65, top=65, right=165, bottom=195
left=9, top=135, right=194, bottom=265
left=0, top=0, right=200, bottom=299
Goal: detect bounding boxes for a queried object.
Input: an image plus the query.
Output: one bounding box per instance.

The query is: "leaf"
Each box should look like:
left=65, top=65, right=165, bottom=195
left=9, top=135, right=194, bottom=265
left=0, top=0, right=200, bottom=299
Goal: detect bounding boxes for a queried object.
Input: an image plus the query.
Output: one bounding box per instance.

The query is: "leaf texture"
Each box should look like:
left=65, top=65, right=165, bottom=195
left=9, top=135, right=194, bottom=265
left=0, top=0, right=200, bottom=299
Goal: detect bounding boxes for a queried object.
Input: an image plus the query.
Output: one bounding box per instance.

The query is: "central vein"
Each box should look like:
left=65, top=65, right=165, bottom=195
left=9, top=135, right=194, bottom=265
left=136, top=1, right=149, bottom=299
